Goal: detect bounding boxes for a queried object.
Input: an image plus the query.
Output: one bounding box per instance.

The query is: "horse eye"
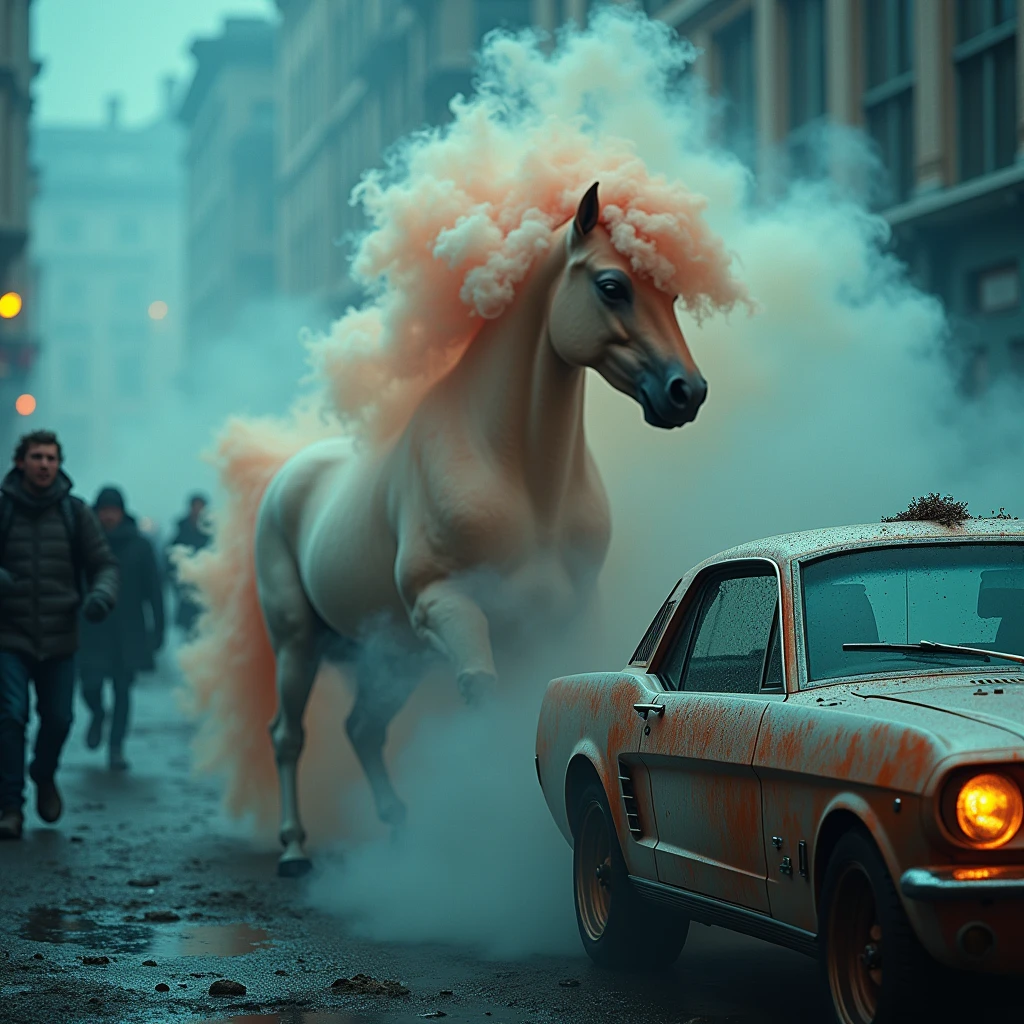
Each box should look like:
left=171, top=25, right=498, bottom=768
left=597, top=278, right=630, bottom=304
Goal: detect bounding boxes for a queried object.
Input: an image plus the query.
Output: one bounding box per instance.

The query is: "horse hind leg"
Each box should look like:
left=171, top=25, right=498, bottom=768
left=259, top=529, right=322, bottom=877
left=346, top=661, right=418, bottom=831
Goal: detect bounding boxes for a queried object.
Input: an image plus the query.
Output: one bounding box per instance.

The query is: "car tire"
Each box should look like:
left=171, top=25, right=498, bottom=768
left=573, top=780, right=687, bottom=971
left=820, top=828, right=939, bottom=1024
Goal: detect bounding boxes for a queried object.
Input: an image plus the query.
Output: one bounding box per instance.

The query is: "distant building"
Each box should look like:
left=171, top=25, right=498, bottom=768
left=178, top=17, right=276, bottom=352
left=653, top=0, right=1024, bottom=392
left=0, top=0, right=40, bottom=454
left=276, top=0, right=594, bottom=311
left=32, top=95, right=184, bottom=466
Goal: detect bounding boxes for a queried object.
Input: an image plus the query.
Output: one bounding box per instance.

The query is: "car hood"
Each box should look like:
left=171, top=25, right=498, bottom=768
left=851, top=677, right=1024, bottom=746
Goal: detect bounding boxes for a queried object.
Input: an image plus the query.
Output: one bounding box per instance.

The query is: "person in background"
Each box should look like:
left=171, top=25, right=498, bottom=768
left=0, top=431, right=118, bottom=840
left=166, top=492, right=210, bottom=640
left=79, top=487, right=164, bottom=771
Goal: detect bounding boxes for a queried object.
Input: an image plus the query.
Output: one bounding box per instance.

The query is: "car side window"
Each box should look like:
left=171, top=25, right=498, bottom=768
left=682, top=573, right=779, bottom=695
left=763, top=615, right=784, bottom=691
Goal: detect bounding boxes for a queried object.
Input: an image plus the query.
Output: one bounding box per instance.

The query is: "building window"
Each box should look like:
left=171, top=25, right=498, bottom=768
left=955, top=0, right=1018, bottom=182
left=863, top=0, right=914, bottom=205
left=477, top=0, right=532, bottom=41
left=1009, top=337, right=1024, bottom=376
left=785, top=0, right=826, bottom=176
left=974, top=261, right=1021, bottom=313
left=716, top=12, right=756, bottom=168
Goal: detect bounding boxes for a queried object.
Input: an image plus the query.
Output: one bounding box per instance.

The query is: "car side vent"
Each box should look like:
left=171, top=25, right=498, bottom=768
left=630, top=598, right=677, bottom=666
left=618, top=760, right=643, bottom=838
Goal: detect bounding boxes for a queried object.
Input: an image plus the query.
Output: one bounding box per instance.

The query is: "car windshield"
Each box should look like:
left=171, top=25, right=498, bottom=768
left=801, top=543, right=1024, bottom=683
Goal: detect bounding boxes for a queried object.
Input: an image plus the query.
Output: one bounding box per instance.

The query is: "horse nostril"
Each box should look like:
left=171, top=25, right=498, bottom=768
left=667, top=376, right=689, bottom=408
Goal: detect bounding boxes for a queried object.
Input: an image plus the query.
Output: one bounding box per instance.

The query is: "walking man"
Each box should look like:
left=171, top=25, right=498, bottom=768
left=0, top=431, right=118, bottom=840
left=80, top=487, right=164, bottom=771
left=166, top=492, right=210, bottom=640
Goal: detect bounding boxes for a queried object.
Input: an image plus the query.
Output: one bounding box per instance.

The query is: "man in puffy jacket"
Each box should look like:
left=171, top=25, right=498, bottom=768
left=79, top=486, right=163, bottom=771
left=0, top=431, right=118, bottom=840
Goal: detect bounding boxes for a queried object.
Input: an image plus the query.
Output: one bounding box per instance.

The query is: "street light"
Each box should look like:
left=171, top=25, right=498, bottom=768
left=0, top=292, right=22, bottom=319
left=15, top=394, right=36, bottom=416
left=148, top=300, right=168, bottom=320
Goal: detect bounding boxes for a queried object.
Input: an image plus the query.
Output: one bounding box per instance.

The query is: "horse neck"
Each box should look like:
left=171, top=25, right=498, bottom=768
left=454, top=238, right=588, bottom=516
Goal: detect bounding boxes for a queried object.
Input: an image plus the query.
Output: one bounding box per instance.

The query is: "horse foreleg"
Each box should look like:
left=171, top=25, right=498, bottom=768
left=409, top=581, right=498, bottom=705
left=346, top=669, right=418, bottom=829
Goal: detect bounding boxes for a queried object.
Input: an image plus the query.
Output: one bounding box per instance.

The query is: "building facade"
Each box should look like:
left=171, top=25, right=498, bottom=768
left=650, top=0, right=1024, bottom=391
left=0, top=0, right=39, bottom=453
left=178, top=18, right=276, bottom=352
left=32, top=98, right=184, bottom=467
left=276, top=0, right=601, bottom=311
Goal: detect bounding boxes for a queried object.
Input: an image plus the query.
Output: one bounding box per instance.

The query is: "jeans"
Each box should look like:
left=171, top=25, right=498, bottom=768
left=79, top=667, right=135, bottom=752
left=0, top=651, right=76, bottom=812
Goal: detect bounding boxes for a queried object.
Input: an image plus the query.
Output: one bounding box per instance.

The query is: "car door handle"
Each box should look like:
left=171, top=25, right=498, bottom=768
left=633, top=703, right=665, bottom=720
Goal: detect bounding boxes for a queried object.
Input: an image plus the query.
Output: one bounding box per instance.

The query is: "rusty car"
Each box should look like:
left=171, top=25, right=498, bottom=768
left=535, top=520, right=1024, bottom=1023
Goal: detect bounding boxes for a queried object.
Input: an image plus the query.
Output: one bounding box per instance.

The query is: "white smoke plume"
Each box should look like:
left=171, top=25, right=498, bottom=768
left=300, top=9, right=1024, bottom=958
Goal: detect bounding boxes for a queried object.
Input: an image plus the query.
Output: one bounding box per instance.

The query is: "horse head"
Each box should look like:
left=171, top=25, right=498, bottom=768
left=548, top=182, right=708, bottom=429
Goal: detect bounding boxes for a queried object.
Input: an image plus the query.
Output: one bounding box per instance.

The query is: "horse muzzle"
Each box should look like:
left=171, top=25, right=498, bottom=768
left=638, top=366, right=708, bottom=428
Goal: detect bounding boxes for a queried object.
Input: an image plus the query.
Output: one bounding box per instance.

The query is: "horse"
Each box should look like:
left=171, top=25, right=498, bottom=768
left=253, top=183, right=709, bottom=875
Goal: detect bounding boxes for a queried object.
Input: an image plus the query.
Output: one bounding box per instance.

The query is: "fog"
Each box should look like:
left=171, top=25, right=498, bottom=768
left=293, top=12, right=1024, bottom=958
left=35, top=7, right=1024, bottom=963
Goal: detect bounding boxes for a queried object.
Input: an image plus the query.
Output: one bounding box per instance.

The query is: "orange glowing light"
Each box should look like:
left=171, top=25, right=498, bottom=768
left=0, top=292, right=23, bottom=319
left=956, top=773, right=1024, bottom=848
left=952, top=867, right=994, bottom=881
left=15, top=394, right=36, bottom=416
left=148, top=300, right=168, bottom=321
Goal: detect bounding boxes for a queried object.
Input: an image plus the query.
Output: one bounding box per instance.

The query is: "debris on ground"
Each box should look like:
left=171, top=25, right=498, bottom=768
left=127, top=877, right=160, bottom=888
left=882, top=493, right=971, bottom=528
left=143, top=910, right=181, bottom=923
left=155, top=983, right=170, bottom=992
left=141, top=960, right=157, bottom=967
left=209, top=979, right=247, bottom=996
left=81, top=956, right=110, bottom=966
left=330, top=972, right=410, bottom=996
left=559, top=978, right=581, bottom=988
left=419, top=1014, right=448, bottom=1020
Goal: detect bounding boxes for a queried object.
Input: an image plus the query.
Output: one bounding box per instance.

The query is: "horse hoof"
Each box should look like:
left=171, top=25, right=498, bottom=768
left=277, top=856, right=312, bottom=878
left=458, top=670, right=497, bottom=707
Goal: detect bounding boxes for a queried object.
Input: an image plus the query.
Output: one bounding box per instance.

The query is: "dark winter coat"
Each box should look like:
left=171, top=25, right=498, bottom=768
left=166, top=514, right=211, bottom=634
left=79, top=515, right=164, bottom=676
left=0, top=469, right=119, bottom=661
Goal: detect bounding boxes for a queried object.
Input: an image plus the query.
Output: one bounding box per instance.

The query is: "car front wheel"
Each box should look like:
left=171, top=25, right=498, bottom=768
left=820, top=829, right=937, bottom=1024
left=573, top=780, right=687, bottom=971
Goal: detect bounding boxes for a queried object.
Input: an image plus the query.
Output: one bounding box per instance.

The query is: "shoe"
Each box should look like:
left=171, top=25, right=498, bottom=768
left=109, top=750, right=129, bottom=772
left=86, top=712, right=103, bottom=750
left=0, top=809, right=23, bottom=840
left=35, top=778, right=62, bottom=824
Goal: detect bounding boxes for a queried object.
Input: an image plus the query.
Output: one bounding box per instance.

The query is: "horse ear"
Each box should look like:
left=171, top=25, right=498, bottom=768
left=573, top=182, right=600, bottom=238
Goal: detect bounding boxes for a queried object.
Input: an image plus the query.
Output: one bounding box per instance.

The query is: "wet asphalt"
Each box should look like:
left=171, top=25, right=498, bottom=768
left=0, top=664, right=840, bottom=1024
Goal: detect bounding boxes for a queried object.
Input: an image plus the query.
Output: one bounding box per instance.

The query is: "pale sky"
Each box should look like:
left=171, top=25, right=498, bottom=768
left=32, top=0, right=277, bottom=127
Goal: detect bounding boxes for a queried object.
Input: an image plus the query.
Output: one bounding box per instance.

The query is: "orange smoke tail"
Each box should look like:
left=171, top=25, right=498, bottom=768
left=177, top=416, right=311, bottom=831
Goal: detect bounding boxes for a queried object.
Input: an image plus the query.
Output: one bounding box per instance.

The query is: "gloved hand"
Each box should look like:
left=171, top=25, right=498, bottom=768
left=82, top=592, right=114, bottom=623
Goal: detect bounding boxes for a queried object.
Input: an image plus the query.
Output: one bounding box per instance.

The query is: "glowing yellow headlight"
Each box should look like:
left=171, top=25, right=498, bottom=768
left=955, top=773, right=1024, bottom=848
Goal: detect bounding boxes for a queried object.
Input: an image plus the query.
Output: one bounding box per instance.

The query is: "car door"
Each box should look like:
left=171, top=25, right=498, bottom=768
left=639, top=561, right=784, bottom=912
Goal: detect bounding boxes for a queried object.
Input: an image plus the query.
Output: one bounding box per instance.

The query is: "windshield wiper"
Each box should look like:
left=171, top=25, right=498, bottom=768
left=842, top=640, right=1024, bottom=666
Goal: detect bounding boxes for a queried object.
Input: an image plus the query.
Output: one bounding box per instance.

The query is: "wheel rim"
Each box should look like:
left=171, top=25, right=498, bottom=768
left=575, top=800, right=613, bottom=942
left=827, top=861, right=883, bottom=1024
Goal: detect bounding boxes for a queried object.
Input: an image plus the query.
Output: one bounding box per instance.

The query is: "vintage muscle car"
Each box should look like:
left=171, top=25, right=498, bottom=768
left=535, top=520, right=1024, bottom=1024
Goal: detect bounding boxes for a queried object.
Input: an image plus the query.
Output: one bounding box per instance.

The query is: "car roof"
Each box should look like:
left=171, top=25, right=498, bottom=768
left=703, top=519, right=1024, bottom=570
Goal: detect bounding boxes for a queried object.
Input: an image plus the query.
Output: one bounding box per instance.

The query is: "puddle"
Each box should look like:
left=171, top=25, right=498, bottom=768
left=150, top=922, right=272, bottom=958
left=204, top=1017, right=401, bottom=1024
left=20, top=906, right=152, bottom=953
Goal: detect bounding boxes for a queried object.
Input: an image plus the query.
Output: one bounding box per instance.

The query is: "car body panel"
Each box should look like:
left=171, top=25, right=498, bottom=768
left=641, top=692, right=771, bottom=910
left=537, top=521, right=1024, bottom=973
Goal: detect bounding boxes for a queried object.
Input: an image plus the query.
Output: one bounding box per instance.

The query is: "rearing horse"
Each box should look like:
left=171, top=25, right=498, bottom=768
left=256, top=184, right=708, bottom=875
